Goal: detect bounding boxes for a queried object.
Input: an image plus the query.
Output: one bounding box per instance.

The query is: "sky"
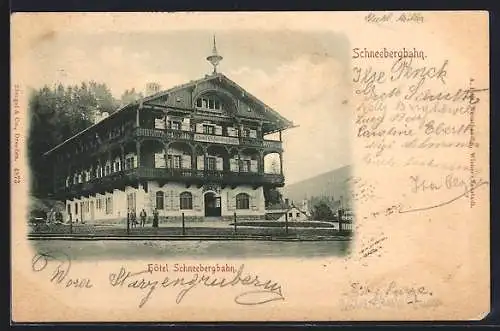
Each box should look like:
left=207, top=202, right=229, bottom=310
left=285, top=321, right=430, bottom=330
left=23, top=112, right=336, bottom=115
left=26, top=30, right=352, bottom=185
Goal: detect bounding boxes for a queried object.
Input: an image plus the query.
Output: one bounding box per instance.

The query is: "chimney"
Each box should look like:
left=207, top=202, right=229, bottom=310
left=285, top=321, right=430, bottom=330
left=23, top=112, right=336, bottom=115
left=284, top=198, right=289, bottom=207
left=145, top=82, right=161, bottom=97
left=93, top=109, right=102, bottom=124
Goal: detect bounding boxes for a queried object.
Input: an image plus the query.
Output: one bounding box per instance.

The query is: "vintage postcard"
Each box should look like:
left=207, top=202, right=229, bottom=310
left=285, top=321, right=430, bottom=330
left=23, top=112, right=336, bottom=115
left=11, top=11, right=490, bottom=322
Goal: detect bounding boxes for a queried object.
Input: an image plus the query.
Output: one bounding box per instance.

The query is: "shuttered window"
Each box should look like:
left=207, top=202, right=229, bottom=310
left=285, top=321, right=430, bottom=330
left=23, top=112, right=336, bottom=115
left=181, top=155, right=192, bottom=169
left=241, top=160, right=250, bottom=172
left=203, top=125, right=215, bottom=135
left=168, top=155, right=181, bottom=169
left=197, top=156, right=205, bottom=170
left=229, top=158, right=239, bottom=172
left=207, top=157, right=216, bottom=171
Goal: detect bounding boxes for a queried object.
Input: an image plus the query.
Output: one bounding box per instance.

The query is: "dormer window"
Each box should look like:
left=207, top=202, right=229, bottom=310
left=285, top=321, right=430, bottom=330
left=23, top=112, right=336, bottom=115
left=196, top=95, right=222, bottom=111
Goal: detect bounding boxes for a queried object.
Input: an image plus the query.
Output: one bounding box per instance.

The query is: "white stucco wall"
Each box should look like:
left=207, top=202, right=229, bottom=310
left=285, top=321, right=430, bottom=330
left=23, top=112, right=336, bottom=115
left=65, top=181, right=265, bottom=223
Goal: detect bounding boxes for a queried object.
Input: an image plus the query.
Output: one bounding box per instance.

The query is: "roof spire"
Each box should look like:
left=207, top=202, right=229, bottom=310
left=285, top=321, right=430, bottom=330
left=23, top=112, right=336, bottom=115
left=206, top=34, right=223, bottom=74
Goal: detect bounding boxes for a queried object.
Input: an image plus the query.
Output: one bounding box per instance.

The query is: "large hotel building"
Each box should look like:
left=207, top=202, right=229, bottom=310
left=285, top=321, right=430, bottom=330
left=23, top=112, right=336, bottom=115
left=44, top=40, right=294, bottom=223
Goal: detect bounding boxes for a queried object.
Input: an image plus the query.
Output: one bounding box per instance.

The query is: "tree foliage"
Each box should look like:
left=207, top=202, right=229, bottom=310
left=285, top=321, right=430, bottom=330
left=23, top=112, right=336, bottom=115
left=311, top=202, right=335, bottom=221
left=28, top=82, right=119, bottom=197
left=264, top=187, right=283, bottom=207
left=119, top=88, right=144, bottom=107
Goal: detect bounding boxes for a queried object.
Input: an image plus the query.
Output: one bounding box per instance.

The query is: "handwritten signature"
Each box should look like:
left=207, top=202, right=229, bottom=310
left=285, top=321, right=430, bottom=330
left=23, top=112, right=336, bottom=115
left=401, top=178, right=488, bottom=214
left=108, top=264, right=285, bottom=308
left=409, top=173, right=470, bottom=194
left=362, top=178, right=488, bottom=220
left=341, top=281, right=439, bottom=311
left=32, top=251, right=94, bottom=288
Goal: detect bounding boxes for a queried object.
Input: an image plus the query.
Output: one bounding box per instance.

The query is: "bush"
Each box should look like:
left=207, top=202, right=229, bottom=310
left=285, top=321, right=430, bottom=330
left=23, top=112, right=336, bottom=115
left=312, top=202, right=335, bottom=220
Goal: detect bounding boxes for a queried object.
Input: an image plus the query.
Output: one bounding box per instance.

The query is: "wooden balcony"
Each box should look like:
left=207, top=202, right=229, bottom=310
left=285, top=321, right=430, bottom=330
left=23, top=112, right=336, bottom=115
left=239, top=137, right=262, bottom=147
left=133, top=127, right=282, bottom=150
left=135, top=127, right=165, bottom=138
left=58, top=167, right=284, bottom=197
left=132, top=167, right=283, bottom=186
left=263, top=140, right=283, bottom=150
left=165, top=129, right=194, bottom=141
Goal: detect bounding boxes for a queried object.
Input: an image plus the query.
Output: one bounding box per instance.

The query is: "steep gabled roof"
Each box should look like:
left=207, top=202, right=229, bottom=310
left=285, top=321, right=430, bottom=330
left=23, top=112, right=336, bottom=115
left=44, top=72, right=294, bottom=156
left=143, top=72, right=294, bottom=128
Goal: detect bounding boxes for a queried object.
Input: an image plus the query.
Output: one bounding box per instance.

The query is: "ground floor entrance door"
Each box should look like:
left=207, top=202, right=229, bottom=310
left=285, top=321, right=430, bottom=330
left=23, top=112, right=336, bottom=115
left=204, top=192, right=221, bottom=217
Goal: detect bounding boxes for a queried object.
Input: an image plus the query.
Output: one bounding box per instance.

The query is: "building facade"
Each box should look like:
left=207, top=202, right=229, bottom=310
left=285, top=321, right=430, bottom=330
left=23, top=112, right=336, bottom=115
left=44, top=60, right=293, bottom=224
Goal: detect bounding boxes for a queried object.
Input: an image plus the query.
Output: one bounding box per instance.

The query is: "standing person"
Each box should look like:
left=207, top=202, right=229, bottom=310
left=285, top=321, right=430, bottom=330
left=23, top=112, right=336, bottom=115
left=55, top=210, right=63, bottom=223
left=152, top=209, right=159, bottom=228
left=131, top=210, right=137, bottom=228
left=140, top=209, right=147, bottom=227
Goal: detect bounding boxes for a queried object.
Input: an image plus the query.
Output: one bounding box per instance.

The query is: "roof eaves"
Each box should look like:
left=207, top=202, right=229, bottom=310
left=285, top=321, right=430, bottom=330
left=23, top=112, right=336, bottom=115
left=43, top=102, right=136, bottom=156
left=220, top=74, right=294, bottom=126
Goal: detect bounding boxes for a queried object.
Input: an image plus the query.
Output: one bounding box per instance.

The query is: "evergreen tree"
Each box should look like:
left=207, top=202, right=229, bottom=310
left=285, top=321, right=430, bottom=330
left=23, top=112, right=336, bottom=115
left=28, top=82, right=118, bottom=197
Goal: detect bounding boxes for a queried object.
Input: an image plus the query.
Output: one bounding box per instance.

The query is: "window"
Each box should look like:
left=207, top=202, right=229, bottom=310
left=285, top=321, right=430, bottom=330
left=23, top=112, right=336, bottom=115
left=196, top=96, right=222, bottom=111
left=105, top=197, right=113, bottom=215
left=67, top=204, right=70, bottom=214
left=203, top=125, right=215, bottom=135
left=296, top=213, right=300, bottom=217
left=236, top=193, right=250, bottom=210
left=206, top=157, right=216, bottom=171
left=288, top=212, right=293, bottom=218
left=170, top=121, right=181, bottom=130
left=241, top=160, right=250, bottom=172
left=241, top=128, right=250, bottom=137
left=156, top=191, right=164, bottom=210
left=75, top=203, right=78, bottom=215
left=125, top=157, right=135, bottom=169
left=168, top=155, right=181, bottom=169
left=180, top=192, right=193, bottom=210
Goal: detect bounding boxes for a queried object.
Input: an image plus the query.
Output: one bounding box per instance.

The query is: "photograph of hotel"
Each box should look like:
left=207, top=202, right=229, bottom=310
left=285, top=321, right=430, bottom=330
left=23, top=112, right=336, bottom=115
left=43, top=39, right=294, bottom=224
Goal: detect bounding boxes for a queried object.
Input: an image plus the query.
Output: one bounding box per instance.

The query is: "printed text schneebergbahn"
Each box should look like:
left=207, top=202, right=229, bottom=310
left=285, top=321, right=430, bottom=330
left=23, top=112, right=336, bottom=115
left=147, top=263, right=237, bottom=274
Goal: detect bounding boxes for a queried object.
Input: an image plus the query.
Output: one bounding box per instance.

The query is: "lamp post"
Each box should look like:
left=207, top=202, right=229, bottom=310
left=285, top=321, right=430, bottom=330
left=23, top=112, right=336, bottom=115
left=233, top=212, right=237, bottom=234
left=182, top=212, right=185, bottom=236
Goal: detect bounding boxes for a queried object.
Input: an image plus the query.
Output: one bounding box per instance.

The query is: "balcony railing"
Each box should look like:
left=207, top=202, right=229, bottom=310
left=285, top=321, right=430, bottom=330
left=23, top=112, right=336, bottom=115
left=239, top=137, right=262, bottom=147
left=133, top=127, right=282, bottom=150
left=135, top=127, right=165, bottom=138
left=166, top=129, right=194, bottom=141
left=57, top=167, right=284, bottom=197
left=263, top=140, right=282, bottom=150
left=193, top=133, right=240, bottom=145
left=104, top=167, right=284, bottom=185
